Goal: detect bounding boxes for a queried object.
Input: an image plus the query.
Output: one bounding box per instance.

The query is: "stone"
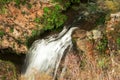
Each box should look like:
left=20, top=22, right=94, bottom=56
left=92, top=30, right=102, bottom=40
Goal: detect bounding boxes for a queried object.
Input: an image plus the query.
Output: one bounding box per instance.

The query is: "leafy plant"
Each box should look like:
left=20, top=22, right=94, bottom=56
left=34, top=17, right=41, bottom=23
left=97, top=37, right=108, bottom=53
left=14, top=0, right=28, bottom=8
left=42, top=4, right=67, bottom=30
left=14, top=0, right=21, bottom=6
left=0, top=30, right=4, bottom=37
left=31, top=30, right=39, bottom=37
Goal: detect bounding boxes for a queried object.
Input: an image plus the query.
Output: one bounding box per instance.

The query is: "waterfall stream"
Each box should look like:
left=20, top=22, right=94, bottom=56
left=22, top=14, right=84, bottom=80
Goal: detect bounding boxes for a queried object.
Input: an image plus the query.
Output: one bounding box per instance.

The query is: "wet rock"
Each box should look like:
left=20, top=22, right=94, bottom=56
left=73, top=29, right=87, bottom=52
left=73, top=29, right=86, bottom=39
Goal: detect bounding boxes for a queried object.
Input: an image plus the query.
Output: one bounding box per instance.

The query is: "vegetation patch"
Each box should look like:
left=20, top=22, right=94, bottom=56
left=96, top=36, right=108, bottom=53
left=42, top=4, right=67, bottom=31
left=0, top=60, right=17, bottom=80
left=0, top=30, right=4, bottom=37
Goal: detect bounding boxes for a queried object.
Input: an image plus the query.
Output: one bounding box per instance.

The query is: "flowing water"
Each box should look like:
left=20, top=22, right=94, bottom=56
left=22, top=14, right=83, bottom=80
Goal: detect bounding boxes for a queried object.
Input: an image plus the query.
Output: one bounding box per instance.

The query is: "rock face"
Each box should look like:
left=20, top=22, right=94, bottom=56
left=0, top=1, right=46, bottom=53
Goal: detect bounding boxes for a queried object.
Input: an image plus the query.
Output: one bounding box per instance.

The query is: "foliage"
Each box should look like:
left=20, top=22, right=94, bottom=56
left=0, top=30, right=4, bottom=37
left=14, top=0, right=21, bottom=6
left=97, top=36, right=108, bottom=53
left=33, top=0, right=82, bottom=31
left=42, top=4, right=67, bottom=30
left=14, top=0, right=32, bottom=9
left=31, top=30, right=40, bottom=37
left=34, top=17, right=41, bottom=23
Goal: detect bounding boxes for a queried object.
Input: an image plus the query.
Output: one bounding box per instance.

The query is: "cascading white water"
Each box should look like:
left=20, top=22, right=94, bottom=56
left=22, top=27, right=78, bottom=80
left=22, top=14, right=84, bottom=80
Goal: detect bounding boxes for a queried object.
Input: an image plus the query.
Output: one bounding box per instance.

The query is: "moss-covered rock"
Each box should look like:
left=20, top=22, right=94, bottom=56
left=0, top=60, right=17, bottom=80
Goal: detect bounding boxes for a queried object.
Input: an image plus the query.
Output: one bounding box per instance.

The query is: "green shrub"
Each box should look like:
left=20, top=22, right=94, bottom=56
left=34, top=0, right=81, bottom=31
left=34, top=17, right=41, bottom=23
left=42, top=4, right=67, bottom=30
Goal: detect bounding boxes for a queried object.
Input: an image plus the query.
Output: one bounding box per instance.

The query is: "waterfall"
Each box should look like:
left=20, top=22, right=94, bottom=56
left=22, top=14, right=84, bottom=80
